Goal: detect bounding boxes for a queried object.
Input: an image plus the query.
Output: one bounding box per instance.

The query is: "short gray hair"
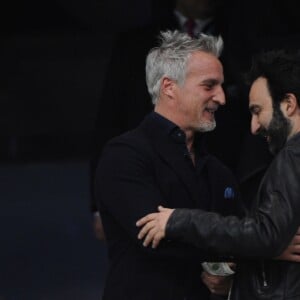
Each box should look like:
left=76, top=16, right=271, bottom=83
left=146, top=30, right=223, bottom=104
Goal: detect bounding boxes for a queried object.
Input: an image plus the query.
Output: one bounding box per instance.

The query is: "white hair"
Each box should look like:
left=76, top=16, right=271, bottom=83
left=146, top=30, right=223, bottom=104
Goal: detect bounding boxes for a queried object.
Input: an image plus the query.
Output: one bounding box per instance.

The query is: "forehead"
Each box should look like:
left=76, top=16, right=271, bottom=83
left=186, top=51, right=223, bottom=81
left=249, top=77, right=273, bottom=108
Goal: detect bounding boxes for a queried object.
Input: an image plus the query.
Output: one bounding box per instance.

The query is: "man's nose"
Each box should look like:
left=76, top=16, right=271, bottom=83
left=251, top=116, right=260, bottom=135
left=214, top=86, right=226, bottom=105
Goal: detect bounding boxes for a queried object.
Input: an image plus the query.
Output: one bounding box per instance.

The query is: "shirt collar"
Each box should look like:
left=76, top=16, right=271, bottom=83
left=148, top=111, right=184, bottom=141
left=148, top=112, right=207, bottom=152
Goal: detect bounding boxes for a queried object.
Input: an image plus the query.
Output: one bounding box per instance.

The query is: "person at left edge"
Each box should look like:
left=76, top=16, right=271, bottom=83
left=95, top=30, right=244, bottom=300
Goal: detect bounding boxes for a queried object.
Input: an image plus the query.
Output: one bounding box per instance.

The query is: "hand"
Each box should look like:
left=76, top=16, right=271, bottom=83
left=201, top=271, right=233, bottom=296
left=276, top=227, right=300, bottom=262
left=93, top=213, right=106, bottom=241
left=136, top=206, right=174, bottom=248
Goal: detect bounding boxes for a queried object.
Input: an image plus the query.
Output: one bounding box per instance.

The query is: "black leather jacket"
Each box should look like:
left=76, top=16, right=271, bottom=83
left=166, top=132, right=300, bottom=300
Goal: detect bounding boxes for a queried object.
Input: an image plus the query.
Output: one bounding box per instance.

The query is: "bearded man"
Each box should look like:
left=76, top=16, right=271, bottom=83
left=137, top=49, right=300, bottom=300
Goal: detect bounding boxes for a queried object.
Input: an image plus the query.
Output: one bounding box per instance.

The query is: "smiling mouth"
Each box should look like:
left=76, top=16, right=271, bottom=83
left=261, top=134, right=271, bottom=143
left=205, top=107, right=218, bottom=114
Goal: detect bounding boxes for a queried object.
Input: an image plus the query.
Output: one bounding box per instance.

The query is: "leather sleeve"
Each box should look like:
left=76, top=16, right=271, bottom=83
left=166, top=147, right=300, bottom=259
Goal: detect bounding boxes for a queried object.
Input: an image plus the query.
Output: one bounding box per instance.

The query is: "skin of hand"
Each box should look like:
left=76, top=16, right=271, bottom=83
left=201, top=262, right=235, bottom=295
left=201, top=271, right=233, bottom=295
left=275, top=227, right=300, bottom=262
left=93, top=213, right=106, bottom=241
left=136, top=206, right=174, bottom=248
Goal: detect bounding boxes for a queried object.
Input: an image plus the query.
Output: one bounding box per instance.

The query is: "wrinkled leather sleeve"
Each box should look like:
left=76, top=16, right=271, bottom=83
left=166, top=145, right=300, bottom=259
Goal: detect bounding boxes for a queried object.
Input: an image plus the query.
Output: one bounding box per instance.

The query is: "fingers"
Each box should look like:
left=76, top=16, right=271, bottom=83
left=136, top=207, right=171, bottom=248
left=137, top=219, right=157, bottom=240
left=288, top=229, right=300, bottom=245
left=158, top=206, right=167, bottom=212
left=277, top=229, right=300, bottom=261
left=292, top=234, right=300, bottom=244
left=137, top=218, right=164, bottom=248
left=227, top=262, right=236, bottom=270
left=152, top=231, right=164, bottom=248
left=201, top=272, right=232, bottom=295
left=287, top=254, right=300, bottom=263
left=280, top=244, right=300, bottom=262
left=143, top=228, right=164, bottom=248
left=276, top=244, right=300, bottom=261
left=136, top=213, right=158, bottom=227
left=289, top=244, right=300, bottom=253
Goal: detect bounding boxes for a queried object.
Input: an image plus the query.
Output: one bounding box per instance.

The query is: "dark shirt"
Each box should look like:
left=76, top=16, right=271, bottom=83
left=152, top=111, right=211, bottom=210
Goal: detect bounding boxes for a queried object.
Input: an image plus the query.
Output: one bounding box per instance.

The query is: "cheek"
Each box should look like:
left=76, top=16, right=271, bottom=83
left=262, top=113, right=273, bottom=128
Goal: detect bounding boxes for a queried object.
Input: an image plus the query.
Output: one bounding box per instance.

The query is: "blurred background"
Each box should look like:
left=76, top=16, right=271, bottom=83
left=0, top=0, right=155, bottom=161
left=1, top=1, right=155, bottom=299
left=1, top=0, right=299, bottom=299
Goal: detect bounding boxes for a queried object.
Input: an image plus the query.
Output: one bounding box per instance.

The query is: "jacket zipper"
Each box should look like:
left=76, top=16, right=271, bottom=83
left=227, top=279, right=233, bottom=300
left=262, top=261, right=268, bottom=287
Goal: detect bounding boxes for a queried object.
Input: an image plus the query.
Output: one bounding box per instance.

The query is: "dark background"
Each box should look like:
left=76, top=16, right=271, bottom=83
left=1, top=0, right=299, bottom=299
left=1, top=1, right=154, bottom=299
left=1, top=0, right=154, bottom=161
left=1, top=0, right=299, bottom=161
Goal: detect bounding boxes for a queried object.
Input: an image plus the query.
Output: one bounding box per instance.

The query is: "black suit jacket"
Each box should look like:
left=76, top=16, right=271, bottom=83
left=89, top=10, right=238, bottom=212
left=89, top=16, right=179, bottom=212
left=95, top=112, right=243, bottom=300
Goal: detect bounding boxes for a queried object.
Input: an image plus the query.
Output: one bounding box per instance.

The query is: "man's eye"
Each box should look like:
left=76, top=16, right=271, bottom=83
left=252, top=109, right=260, bottom=116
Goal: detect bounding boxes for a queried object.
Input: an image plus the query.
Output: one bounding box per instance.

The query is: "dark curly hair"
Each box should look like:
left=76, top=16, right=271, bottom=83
left=247, top=49, right=300, bottom=108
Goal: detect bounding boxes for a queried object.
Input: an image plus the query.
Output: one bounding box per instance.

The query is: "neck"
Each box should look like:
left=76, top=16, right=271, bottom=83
left=288, top=115, right=300, bottom=140
left=185, top=130, right=194, bottom=152
left=154, top=105, right=195, bottom=149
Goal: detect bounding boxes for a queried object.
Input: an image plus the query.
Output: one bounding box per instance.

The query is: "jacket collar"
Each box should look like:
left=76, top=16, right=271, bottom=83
left=286, top=131, right=300, bottom=148
left=139, top=112, right=207, bottom=206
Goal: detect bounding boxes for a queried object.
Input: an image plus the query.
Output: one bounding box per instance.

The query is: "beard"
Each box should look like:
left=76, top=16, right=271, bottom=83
left=196, top=119, right=216, bottom=132
left=257, top=106, right=292, bottom=155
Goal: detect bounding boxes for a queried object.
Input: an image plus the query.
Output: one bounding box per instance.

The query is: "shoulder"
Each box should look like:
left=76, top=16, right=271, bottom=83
left=269, top=139, right=300, bottom=175
left=95, top=128, right=157, bottom=186
left=106, top=127, right=148, bottom=148
left=262, top=138, right=300, bottom=191
left=99, top=127, right=154, bottom=164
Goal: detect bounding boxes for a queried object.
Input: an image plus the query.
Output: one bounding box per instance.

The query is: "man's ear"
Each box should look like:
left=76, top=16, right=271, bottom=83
left=281, top=93, right=298, bottom=117
left=161, top=77, right=177, bottom=99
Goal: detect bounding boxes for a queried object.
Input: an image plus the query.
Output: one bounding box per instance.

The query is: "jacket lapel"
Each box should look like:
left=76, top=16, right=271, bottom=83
left=140, top=114, right=201, bottom=207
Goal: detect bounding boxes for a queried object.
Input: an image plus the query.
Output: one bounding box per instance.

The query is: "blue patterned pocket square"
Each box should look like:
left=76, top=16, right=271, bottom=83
left=224, top=187, right=235, bottom=199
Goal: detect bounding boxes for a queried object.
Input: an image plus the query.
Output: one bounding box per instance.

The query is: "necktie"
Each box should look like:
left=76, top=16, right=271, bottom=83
left=185, top=18, right=196, bottom=38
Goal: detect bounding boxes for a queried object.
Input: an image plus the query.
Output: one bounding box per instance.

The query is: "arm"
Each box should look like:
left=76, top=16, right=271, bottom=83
left=138, top=209, right=300, bottom=263
left=137, top=148, right=300, bottom=259
left=96, top=137, right=223, bottom=260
